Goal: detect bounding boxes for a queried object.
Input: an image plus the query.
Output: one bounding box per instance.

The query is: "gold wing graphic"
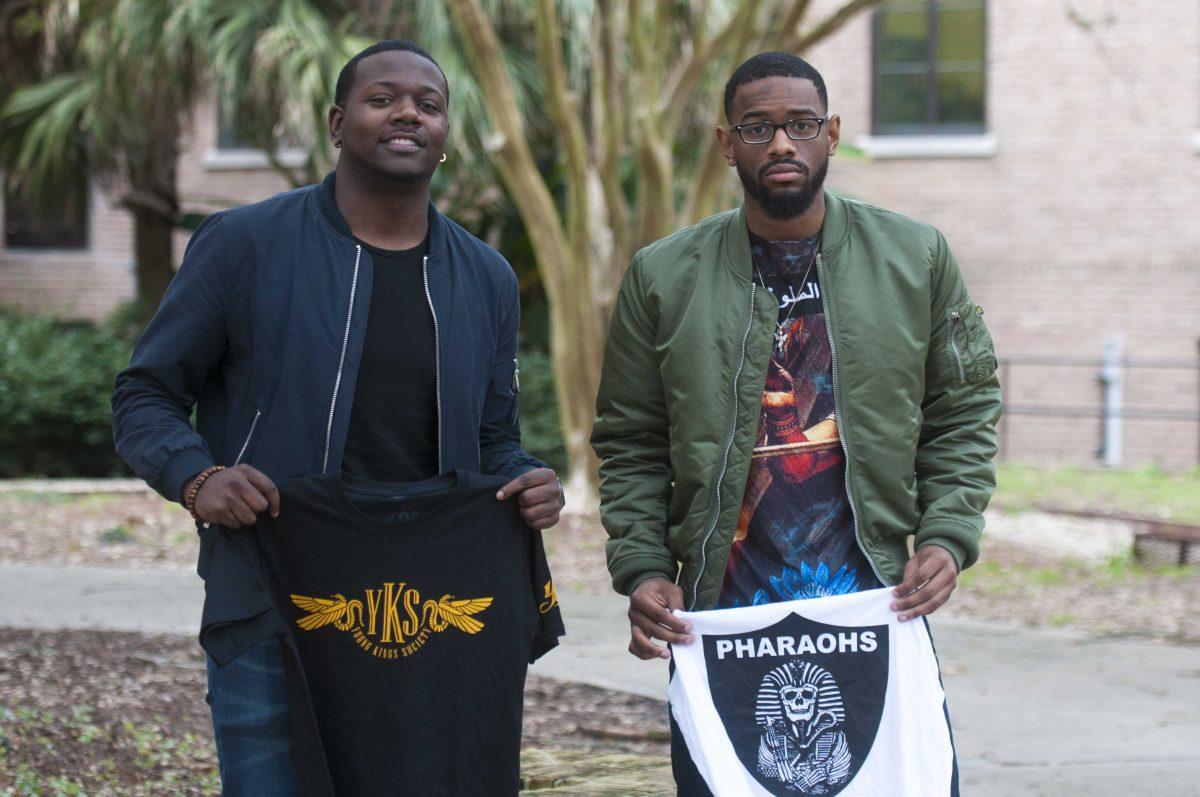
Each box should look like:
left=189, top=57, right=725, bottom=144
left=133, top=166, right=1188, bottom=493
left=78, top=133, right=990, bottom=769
left=290, top=593, right=349, bottom=632
left=434, top=596, right=493, bottom=634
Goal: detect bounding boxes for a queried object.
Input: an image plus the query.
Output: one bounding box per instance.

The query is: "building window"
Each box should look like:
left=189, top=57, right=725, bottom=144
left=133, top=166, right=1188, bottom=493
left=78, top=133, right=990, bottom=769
left=216, top=96, right=256, bottom=150
left=872, top=0, right=986, bottom=135
left=3, top=175, right=88, bottom=250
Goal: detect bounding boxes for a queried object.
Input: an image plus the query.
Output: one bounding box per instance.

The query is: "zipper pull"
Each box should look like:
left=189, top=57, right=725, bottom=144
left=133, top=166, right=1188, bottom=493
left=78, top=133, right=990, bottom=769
left=948, top=310, right=967, bottom=384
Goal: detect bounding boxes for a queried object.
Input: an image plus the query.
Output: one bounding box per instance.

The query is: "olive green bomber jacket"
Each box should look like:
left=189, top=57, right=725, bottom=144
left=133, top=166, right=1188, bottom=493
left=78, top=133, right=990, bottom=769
left=591, top=192, right=1002, bottom=611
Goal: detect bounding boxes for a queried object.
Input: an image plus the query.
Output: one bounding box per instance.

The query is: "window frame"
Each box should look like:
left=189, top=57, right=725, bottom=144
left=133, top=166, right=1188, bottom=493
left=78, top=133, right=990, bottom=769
left=871, top=0, right=988, bottom=136
left=3, top=173, right=90, bottom=251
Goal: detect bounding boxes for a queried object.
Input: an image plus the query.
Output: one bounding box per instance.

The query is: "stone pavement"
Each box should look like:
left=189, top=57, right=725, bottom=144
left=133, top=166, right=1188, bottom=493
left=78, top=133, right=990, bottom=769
left=1, top=563, right=1197, bottom=795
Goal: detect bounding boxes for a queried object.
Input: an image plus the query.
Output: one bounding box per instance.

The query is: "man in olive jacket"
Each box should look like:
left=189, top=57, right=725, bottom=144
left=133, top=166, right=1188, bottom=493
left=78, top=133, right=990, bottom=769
left=591, top=52, right=1000, bottom=789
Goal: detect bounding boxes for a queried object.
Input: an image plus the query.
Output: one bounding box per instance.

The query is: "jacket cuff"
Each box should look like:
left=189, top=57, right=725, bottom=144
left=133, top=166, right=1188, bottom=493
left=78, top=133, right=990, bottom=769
left=160, top=447, right=216, bottom=504
left=610, top=552, right=679, bottom=597
left=916, top=536, right=970, bottom=573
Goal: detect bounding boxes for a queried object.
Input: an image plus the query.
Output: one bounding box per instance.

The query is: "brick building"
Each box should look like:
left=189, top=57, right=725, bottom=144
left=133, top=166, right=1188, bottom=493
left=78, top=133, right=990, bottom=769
left=2, top=0, right=1198, bottom=468
left=810, top=0, right=1200, bottom=470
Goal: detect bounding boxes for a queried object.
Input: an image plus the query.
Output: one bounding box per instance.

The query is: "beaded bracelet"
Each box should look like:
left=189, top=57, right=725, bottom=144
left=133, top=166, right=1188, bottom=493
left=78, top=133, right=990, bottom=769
left=183, top=465, right=226, bottom=521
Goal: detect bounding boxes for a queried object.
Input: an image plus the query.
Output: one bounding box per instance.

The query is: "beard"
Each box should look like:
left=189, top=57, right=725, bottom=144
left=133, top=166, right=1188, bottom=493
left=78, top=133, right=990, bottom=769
left=736, top=155, right=828, bottom=220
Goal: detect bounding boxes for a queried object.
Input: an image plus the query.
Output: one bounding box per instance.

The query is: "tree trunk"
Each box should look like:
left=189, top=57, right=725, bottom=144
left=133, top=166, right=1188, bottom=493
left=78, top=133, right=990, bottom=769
left=123, top=140, right=180, bottom=317
left=130, top=199, right=175, bottom=314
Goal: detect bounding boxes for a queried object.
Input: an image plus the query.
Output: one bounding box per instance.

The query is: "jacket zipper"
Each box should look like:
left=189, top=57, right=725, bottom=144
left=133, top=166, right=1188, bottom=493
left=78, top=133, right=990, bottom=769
left=949, top=310, right=967, bottom=384
left=422, top=254, right=444, bottom=473
left=322, top=245, right=362, bottom=473
left=817, top=254, right=890, bottom=587
left=689, top=283, right=757, bottom=611
left=233, top=409, right=261, bottom=466
left=510, top=358, right=520, bottom=426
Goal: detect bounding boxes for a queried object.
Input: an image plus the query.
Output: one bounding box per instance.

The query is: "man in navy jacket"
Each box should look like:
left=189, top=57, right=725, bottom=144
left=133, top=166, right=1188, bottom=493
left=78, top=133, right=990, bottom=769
left=112, top=40, right=562, bottom=793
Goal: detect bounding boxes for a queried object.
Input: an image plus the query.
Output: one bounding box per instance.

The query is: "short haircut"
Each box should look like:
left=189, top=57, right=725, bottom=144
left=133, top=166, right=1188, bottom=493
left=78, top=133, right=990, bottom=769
left=723, top=51, right=828, bottom=120
left=334, top=39, right=449, bottom=108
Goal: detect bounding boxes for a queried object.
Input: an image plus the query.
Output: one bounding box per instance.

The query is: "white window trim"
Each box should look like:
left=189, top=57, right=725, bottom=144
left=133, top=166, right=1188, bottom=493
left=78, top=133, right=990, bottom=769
left=854, top=134, right=998, bottom=160
left=203, top=147, right=309, bottom=171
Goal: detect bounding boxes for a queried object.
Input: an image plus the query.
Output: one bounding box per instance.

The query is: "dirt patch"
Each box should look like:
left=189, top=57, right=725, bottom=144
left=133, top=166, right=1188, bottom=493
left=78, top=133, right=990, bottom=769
left=0, top=491, right=196, bottom=571
left=943, top=528, right=1200, bottom=643
left=0, top=628, right=669, bottom=795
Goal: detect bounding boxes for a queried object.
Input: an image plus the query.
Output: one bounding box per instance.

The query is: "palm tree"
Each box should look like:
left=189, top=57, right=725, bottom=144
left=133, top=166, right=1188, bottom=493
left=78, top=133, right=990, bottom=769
left=202, top=0, right=884, bottom=494
left=0, top=0, right=210, bottom=316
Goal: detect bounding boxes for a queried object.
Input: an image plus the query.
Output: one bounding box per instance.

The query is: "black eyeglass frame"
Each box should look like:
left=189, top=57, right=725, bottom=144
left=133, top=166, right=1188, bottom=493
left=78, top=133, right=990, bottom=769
left=730, top=117, right=828, bottom=145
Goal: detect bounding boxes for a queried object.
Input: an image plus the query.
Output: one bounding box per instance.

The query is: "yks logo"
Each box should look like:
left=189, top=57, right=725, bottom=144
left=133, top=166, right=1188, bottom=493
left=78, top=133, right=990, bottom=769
left=704, top=613, right=889, bottom=795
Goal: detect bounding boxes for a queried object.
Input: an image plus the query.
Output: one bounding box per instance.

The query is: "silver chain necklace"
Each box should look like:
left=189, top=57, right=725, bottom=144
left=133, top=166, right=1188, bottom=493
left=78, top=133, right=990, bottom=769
left=751, top=238, right=822, bottom=353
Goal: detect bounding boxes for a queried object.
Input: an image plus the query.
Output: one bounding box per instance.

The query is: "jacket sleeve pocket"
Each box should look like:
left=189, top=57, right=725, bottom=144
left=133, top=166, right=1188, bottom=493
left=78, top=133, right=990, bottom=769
left=945, top=300, right=997, bottom=386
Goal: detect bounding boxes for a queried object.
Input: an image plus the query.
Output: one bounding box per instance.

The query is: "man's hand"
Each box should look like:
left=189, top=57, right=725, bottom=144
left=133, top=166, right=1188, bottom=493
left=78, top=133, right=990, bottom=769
left=891, top=545, right=959, bottom=622
left=192, top=464, right=280, bottom=528
left=627, top=577, right=693, bottom=660
left=496, top=468, right=563, bottom=529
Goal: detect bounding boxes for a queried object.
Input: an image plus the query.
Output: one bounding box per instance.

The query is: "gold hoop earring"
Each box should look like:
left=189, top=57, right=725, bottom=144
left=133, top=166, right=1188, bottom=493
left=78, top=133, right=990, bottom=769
left=439, top=153, right=447, bottom=163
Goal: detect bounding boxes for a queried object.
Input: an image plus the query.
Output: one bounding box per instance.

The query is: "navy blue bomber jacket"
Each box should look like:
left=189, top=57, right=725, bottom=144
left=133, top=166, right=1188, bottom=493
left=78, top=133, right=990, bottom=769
left=112, top=173, right=545, bottom=663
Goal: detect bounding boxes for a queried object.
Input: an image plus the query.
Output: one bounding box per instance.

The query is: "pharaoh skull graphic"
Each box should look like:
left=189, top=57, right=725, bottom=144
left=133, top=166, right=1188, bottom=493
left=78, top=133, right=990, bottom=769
left=754, top=661, right=852, bottom=794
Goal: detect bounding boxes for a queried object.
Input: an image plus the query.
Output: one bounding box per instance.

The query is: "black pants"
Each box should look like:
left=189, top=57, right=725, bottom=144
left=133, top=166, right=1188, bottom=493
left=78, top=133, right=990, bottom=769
left=669, top=658, right=713, bottom=797
left=669, top=707, right=715, bottom=796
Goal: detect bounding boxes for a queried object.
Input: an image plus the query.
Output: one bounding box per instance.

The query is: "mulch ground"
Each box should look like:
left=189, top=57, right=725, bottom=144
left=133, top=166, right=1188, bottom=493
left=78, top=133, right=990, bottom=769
left=2, top=487, right=1197, bottom=792
left=0, top=628, right=669, bottom=795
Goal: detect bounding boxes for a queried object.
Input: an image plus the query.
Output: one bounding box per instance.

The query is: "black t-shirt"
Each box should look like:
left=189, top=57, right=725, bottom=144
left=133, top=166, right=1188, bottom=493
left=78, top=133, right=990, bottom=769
left=341, top=238, right=439, bottom=482
left=249, top=471, right=565, bottom=796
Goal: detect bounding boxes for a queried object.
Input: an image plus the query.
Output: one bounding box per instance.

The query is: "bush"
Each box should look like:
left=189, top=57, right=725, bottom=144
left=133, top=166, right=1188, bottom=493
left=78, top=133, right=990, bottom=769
left=516, top=348, right=568, bottom=474
left=0, top=309, right=132, bottom=477
left=0, top=308, right=571, bottom=479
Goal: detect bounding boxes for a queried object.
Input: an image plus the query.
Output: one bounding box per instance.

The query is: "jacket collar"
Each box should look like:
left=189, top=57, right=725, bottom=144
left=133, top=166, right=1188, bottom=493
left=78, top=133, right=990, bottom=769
left=316, top=171, right=449, bottom=259
left=721, top=190, right=850, bottom=283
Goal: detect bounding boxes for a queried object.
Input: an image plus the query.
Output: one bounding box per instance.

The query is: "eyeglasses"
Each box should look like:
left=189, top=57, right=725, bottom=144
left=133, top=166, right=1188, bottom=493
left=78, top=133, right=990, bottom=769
left=731, top=117, right=826, bottom=145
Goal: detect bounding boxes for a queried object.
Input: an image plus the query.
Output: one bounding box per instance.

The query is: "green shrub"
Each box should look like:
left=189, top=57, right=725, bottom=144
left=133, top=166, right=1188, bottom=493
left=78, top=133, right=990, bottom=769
left=0, top=308, right=571, bottom=479
left=516, top=348, right=568, bottom=474
left=0, top=309, right=132, bottom=477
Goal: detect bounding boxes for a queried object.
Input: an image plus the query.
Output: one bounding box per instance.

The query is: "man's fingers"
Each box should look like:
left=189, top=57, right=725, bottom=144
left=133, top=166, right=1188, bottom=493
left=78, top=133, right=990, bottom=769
left=242, top=467, right=281, bottom=517
left=630, top=612, right=693, bottom=645
left=522, top=508, right=560, bottom=529
left=229, top=497, right=258, bottom=527
left=237, top=482, right=270, bottom=514
left=895, top=552, right=941, bottom=597
left=892, top=567, right=956, bottom=613
left=631, top=597, right=691, bottom=635
left=518, top=484, right=559, bottom=508
left=496, top=475, right=526, bottom=501
left=896, top=582, right=955, bottom=622
left=628, top=625, right=668, bottom=660
left=496, top=468, right=555, bottom=500
left=663, top=585, right=685, bottom=612
left=895, top=557, right=925, bottom=596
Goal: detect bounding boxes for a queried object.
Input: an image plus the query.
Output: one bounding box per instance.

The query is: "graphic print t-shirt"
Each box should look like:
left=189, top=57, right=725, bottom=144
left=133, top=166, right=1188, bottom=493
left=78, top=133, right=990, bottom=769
left=720, top=233, right=881, bottom=609
left=246, top=471, right=565, bottom=796
left=669, top=589, right=958, bottom=796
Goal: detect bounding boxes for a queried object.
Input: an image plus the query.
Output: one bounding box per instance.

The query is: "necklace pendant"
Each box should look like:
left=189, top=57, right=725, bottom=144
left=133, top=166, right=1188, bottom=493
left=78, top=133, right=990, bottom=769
left=774, top=323, right=788, bottom=352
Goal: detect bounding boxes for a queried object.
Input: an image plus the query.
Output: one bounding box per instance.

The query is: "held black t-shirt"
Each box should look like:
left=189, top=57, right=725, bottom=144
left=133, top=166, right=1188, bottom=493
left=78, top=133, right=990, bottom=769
left=248, top=470, right=565, bottom=796
left=341, top=238, right=439, bottom=482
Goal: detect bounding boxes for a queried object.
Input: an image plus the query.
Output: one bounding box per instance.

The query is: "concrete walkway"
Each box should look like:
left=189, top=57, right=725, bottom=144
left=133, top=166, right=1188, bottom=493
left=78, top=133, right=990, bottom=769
left=1, top=563, right=1197, bottom=795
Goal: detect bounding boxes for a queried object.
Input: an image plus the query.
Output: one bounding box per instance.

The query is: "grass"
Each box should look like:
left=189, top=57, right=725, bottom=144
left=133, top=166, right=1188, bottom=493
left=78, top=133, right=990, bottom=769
left=993, top=463, right=1200, bottom=524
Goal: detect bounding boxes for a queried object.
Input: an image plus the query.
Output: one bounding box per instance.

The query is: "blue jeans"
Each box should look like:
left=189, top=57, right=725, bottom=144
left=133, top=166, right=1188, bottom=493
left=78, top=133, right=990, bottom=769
left=205, top=634, right=298, bottom=795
